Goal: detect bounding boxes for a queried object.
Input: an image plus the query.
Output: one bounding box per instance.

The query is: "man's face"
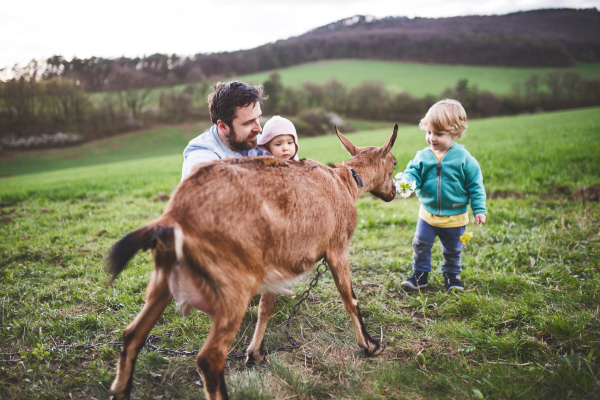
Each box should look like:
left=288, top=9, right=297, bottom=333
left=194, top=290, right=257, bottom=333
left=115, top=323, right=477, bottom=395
left=218, top=103, right=262, bottom=152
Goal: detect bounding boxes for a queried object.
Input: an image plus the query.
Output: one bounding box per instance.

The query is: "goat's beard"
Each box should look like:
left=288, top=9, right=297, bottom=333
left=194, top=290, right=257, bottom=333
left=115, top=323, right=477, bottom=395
left=225, top=126, right=257, bottom=152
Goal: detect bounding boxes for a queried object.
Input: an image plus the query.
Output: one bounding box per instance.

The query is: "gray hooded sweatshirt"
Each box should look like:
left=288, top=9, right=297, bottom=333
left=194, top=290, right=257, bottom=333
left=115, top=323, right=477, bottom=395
left=181, top=125, right=265, bottom=180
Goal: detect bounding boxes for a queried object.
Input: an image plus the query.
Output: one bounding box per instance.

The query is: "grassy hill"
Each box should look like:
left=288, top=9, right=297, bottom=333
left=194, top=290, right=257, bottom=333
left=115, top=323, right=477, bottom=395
left=89, top=60, right=600, bottom=107
left=1, top=108, right=599, bottom=399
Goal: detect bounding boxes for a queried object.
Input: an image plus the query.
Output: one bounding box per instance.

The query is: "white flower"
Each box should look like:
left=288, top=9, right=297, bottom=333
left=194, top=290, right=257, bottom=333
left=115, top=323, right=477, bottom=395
left=395, top=178, right=416, bottom=198
left=394, top=172, right=404, bottom=180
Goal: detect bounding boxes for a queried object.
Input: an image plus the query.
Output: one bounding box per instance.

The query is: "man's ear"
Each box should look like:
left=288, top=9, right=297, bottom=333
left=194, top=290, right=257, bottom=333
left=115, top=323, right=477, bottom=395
left=335, top=126, right=358, bottom=156
left=216, top=119, right=230, bottom=135
left=380, top=124, right=398, bottom=157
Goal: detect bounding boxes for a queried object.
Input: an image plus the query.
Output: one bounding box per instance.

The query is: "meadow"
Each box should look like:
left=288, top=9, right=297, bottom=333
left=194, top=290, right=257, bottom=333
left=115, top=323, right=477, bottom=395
left=88, top=60, right=600, bottom=107
left=1, top=107, right=599, bottom=399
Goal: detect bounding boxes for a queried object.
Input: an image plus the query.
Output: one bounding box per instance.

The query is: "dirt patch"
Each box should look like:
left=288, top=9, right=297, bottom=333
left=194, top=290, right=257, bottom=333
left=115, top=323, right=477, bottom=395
left=0, top=174, right=16, bottom=179
left=154, top=193, right=170, bottom=202
left=572, top=185, right=600, bottom=203
left=1, top=216, right=14, bottom=224
left=489, top=185, right=600, bottom=203
left=66, top=153, right=86, bottom=159
left=488, top=191, right=526, bottom=199
left=40, top=208, right=53, bottom=214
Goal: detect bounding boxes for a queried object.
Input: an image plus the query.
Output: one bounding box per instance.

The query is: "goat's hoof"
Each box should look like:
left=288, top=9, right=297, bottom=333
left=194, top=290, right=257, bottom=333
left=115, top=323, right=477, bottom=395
left=364, top=341, right=383, bottom=357
left=109, top=393, right=128, bottom=400
left=244, top=352, right=264, bottom=366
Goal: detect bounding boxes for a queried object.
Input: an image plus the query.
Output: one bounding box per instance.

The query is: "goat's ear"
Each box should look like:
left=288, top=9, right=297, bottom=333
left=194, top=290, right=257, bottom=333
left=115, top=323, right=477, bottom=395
left=335, top=126, right=358, bottom=156
left=380, top=124, right=398, bottom=157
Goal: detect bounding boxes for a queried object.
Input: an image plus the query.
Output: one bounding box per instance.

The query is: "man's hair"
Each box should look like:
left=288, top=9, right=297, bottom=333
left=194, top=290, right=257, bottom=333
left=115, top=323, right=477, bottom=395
left=208, top=81, right=267, bottom=127
left=419, top=99, right=468, bottom=139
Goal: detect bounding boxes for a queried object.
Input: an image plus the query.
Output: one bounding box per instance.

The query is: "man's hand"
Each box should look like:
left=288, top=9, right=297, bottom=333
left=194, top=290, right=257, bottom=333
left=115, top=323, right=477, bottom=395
left=475, top=214, right=486, bottom=225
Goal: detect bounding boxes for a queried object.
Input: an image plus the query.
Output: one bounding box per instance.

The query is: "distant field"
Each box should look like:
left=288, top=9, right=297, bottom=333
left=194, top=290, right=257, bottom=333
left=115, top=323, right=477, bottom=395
left=1, top=107, right=599, bottom=201
left=237, top=60, right=600, bottom=96
left=89, top=60, right=600, bottom=107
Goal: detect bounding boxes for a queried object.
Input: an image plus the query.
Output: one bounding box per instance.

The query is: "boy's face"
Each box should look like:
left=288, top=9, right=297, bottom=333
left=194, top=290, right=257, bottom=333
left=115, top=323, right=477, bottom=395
left=425, top=123, right=454, bottom=152
left=267, top=134, right=295, bottom=160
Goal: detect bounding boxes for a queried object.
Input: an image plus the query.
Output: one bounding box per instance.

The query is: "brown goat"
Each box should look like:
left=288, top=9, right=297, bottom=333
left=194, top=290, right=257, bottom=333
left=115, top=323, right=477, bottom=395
left=106, top=126, right=398, bottom=400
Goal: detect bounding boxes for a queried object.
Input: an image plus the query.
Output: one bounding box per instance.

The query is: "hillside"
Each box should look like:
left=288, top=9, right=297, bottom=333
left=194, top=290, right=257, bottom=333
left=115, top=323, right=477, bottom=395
left=239, top=60, right=600, bottom=96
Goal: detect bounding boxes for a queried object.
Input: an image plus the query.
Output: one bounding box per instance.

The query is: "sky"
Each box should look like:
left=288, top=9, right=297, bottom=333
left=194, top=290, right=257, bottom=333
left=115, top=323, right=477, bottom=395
left=1, top=0, right=599, bottom=70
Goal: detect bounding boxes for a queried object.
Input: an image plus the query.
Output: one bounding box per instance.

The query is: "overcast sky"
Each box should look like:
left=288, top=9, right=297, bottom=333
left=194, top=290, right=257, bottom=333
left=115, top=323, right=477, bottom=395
left=2, top=0, right=599, bottom=69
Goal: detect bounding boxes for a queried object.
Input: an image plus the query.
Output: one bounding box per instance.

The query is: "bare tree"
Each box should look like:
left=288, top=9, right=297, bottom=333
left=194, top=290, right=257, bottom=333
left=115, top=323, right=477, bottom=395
left=107, top=66, right=155, bottom=120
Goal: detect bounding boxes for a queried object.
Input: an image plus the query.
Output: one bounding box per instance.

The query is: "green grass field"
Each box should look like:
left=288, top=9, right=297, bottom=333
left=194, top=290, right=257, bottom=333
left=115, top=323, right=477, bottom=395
left=1, top=108, right=599, bottom=399
left=2, top=108, right=599, bottom=194
left=89, top=60, right=600, bottom=107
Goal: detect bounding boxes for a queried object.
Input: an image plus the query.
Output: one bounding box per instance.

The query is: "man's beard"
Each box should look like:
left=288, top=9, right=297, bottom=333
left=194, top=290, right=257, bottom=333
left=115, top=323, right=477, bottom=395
left=225, top=126, right=257, bottom=152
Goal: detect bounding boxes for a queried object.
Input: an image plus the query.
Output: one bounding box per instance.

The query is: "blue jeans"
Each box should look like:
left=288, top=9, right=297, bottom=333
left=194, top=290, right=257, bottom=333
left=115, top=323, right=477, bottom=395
left=412, top=218, right=466, bottom=275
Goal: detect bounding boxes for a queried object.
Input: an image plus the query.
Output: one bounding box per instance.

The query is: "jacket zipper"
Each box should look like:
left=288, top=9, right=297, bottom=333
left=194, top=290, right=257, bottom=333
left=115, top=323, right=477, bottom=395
left=432, top=146, right=452, bottom=216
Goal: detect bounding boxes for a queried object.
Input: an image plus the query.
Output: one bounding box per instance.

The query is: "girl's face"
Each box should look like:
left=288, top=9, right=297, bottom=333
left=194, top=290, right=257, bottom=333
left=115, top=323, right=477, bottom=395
left=267, top=134, right=296, bottom=160
left=425, top=123, right=454, bottom=152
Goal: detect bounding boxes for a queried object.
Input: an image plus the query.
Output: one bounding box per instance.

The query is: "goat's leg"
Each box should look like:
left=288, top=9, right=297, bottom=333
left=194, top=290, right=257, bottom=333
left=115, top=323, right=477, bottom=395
left=109, top=269, right=172, bottom=400
left=245, top=292, right=276, bottom=365
left=327, top=252, right=382, bottom=356
left=197, top=298, right=249, bottom=400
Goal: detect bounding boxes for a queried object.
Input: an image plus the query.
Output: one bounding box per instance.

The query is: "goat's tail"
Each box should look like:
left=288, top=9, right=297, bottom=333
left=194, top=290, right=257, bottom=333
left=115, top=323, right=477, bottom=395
left=105, top=223, right=174, bottom=282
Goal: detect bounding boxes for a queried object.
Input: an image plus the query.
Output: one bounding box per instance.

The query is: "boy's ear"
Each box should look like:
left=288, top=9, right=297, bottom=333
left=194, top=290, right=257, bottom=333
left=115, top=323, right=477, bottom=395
left=335, top=126, right=358, bottom=156
left=380, top=124, right=398, bottom=157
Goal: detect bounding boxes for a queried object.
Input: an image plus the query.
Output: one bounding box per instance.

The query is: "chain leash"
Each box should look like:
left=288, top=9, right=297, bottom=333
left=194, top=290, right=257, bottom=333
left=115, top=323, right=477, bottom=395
left=1, top=260, right=329, bottom=364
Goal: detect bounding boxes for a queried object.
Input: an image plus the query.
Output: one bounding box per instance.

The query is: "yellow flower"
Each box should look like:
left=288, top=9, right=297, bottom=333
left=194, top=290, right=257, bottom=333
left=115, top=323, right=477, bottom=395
left=460, top=232, right=473, bottom=243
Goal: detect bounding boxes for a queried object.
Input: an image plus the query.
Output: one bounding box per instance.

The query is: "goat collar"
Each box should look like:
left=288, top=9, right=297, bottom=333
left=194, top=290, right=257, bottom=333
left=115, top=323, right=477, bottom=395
left=349, top=168, right=363, bottom=188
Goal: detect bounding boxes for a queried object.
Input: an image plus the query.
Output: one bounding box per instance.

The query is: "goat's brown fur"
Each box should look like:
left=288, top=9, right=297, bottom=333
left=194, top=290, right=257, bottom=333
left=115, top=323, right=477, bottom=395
left=107, top=125, right=398, bottom=400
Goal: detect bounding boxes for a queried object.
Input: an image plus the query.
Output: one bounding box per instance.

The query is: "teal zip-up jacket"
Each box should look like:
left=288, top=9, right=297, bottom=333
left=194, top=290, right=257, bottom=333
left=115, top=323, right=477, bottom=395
left=402, top=143, right=487, bottom=216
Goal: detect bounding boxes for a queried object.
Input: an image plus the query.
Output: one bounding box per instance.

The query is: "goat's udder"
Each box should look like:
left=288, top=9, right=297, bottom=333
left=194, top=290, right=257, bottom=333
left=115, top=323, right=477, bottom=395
left=168, top=262, right=215, bottom=317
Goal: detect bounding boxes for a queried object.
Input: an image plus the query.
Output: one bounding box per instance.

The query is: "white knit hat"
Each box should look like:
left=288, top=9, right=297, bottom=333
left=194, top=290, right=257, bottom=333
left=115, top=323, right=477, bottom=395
left=257, top=116, right=300, bottom=160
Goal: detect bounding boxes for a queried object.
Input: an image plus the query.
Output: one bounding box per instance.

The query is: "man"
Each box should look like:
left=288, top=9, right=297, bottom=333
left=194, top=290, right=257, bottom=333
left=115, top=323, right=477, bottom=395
left=182, top=81, right=268, bottom=179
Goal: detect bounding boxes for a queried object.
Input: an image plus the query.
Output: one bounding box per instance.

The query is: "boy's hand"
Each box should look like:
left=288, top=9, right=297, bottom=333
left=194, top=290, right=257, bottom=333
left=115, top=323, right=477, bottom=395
left=475, top=214, right=486, bottom=225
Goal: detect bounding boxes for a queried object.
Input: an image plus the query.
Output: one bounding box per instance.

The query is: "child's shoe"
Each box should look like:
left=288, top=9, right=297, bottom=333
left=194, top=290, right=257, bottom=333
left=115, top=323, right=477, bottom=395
left=400, top=272, right=428, bottom=290
left=443, top=273, right=464, bottom=291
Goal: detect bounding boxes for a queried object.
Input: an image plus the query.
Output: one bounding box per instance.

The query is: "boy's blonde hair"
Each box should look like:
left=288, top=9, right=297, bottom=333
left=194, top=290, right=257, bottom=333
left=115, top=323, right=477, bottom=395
left=419, top=99, right=467, bottom=139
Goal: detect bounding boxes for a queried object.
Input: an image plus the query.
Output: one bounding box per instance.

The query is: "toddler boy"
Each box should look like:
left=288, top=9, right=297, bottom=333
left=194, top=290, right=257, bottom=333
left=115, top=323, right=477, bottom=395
left=400, top=99, right=486, bottom=292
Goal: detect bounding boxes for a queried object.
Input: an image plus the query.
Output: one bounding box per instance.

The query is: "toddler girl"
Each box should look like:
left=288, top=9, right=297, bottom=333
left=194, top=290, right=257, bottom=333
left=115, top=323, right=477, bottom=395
left=400, top=99, right=486, bottom=292
left=257, top=116, right=300, bottom=161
